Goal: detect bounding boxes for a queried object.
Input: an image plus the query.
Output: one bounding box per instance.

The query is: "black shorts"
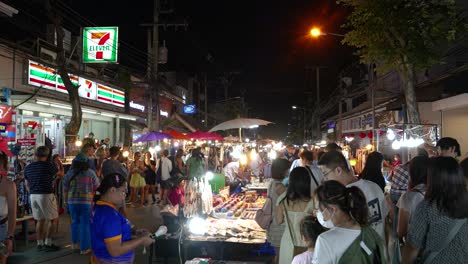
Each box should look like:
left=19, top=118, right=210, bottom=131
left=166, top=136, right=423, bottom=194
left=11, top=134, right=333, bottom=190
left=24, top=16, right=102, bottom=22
left=160, top=179, right=172, bottom=189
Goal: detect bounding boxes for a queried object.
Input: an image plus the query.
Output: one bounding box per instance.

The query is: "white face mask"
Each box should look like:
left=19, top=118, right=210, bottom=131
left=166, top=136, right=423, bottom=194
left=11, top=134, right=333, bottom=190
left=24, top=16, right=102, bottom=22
left=317, top=208, right=335, bottom=228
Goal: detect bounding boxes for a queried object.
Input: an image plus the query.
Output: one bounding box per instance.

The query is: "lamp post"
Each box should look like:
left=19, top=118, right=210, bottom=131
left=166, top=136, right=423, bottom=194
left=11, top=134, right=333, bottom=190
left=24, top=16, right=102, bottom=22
left=292, top=106, right=306, bottom=143
left=309, top=27, right=345, bottom=38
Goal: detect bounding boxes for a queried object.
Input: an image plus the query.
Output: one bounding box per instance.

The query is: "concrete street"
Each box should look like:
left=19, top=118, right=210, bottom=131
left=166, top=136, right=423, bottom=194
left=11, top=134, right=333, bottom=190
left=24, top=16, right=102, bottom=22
left=9, top=204, right=163, bottom=264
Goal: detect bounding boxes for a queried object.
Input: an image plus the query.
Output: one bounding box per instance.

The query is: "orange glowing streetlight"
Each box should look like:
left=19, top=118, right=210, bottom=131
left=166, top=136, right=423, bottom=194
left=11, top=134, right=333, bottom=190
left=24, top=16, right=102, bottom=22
left=309, top=27, right=345, bottom=38
left=310, top=27, right=322, bottom=38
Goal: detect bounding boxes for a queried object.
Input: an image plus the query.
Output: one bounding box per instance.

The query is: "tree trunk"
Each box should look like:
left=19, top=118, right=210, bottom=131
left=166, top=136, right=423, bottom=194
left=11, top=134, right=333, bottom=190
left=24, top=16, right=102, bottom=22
left=53, top=14, right=82, bottom=147
left=400, top=63, right=421, bottom=126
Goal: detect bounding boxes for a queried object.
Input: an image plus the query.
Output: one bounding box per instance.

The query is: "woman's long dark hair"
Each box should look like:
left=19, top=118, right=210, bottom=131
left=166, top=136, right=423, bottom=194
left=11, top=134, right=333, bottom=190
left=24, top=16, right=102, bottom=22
left=94, top=173, right=127, bottom=202
left=408, top=155, right=429, bottom=189
left=315, top=180, right=369, bottom=226
left=191, top=147, right=203, bottom=161
left=359, top=151, right=385, bottom=192
left=426, top=157, right=468, bottom=218
left=285, top=167, right=311, bottom=204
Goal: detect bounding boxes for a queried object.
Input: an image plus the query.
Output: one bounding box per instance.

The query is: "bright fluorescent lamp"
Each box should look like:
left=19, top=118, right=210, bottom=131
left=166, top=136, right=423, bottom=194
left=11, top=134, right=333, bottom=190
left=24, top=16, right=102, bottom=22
left=188, top=217, right=207, bottom=235
left=387, top=129, right=396, bottom=141
left=50, top=104, right=72, bottom=110
left=119, top=116, right=136, bottom=121
left=101, top=113, right=116, bottom=118
left=205, top=171, right=214, bottom=181
left=249, top=125, right=259, bottom=129
left=82, top=109, right=98, bottom=114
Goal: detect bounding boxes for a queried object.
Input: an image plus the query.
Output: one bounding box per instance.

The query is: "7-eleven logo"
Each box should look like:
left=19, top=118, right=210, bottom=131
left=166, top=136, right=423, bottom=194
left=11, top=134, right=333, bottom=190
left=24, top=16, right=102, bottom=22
left=85, top=80, right=93, bottom=97
left=83, top=27, right=118, bottom=63
left=90, top=32, right=110, bottom=60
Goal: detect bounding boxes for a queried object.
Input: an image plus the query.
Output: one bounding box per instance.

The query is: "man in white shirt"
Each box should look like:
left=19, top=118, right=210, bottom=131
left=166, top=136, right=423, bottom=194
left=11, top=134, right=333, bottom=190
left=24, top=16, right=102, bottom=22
left=223, top=160, right=240, bottom=182
left=318, top=150, right=389, bottom=240
left=159, top=149, right=173, bottom=205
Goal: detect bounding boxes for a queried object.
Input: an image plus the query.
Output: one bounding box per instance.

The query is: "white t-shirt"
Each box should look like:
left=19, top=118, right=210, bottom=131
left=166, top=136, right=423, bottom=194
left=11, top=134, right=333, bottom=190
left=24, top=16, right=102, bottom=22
left=292, top=250, right=314, bottom=264
left=312, top=227, right=361, bottom=264
left=289, top=158, right=303, bottom=173
left=347, top=179, right=389, bottom=239
left=223, top=161, right=239, bottom=182
left=397, top=184, right=425, bottom=222
left=160, top=156, right=173, bottom=181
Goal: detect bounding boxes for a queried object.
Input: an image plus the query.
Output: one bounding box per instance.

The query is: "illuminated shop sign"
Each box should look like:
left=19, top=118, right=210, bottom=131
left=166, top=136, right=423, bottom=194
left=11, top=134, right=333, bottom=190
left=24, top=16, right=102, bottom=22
left=183, top=104, right=196, bottom=114
left=28, top=60, right=125, bottom=107
left=130, top=101, right=145, bottom=112
left=82, top=27, right=119, bottom=63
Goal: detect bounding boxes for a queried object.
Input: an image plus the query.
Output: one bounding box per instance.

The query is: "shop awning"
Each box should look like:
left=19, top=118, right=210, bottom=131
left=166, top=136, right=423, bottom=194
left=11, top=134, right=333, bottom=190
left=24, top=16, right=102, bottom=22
left=432, top=93, right=468, bottom=111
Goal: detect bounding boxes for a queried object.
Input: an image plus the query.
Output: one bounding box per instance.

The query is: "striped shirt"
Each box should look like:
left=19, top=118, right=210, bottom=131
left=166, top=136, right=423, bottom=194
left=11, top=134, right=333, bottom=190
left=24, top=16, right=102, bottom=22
left=24, top=161, right=58, bottom=194
left=63, top=168, right=100, bottom=205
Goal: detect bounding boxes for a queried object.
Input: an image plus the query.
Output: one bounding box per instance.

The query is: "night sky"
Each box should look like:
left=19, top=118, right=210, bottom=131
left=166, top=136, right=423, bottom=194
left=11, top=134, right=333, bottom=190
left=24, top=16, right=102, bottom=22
left=69, top=0, right=355, bottom=139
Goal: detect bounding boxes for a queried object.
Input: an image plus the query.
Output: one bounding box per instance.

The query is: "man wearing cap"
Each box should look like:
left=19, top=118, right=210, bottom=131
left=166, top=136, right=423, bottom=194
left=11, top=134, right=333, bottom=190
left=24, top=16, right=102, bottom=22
left=24, top=146, right=60, bottom=251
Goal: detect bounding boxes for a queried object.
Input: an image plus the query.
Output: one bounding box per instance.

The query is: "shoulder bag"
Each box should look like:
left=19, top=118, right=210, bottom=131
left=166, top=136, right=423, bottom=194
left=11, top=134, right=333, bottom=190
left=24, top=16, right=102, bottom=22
left=282, top=201, right=307, bottom=257
left=255, top=196, right=273, bottom=229
left=304, top=166, right=319, bottom=186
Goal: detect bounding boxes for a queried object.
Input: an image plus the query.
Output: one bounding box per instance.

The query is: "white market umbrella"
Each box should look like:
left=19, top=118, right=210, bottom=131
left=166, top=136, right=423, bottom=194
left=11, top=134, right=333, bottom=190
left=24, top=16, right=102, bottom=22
left=209, top=118, right=273, bottom=142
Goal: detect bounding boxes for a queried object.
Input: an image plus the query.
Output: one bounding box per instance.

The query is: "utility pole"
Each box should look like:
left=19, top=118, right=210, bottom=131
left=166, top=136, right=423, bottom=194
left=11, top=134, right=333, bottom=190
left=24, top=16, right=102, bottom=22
left=141, top=1, right=187, bottom=131
left=152, top=0, right=160, bottom=131
left=204, top=73, right=208, bottom=127
left=316, top=67, right=320, bottom=140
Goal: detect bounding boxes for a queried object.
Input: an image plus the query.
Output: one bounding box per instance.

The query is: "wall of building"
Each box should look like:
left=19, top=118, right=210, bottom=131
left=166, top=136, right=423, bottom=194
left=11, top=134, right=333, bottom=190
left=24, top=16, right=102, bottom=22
left=442, top=106, right=468, bottom=156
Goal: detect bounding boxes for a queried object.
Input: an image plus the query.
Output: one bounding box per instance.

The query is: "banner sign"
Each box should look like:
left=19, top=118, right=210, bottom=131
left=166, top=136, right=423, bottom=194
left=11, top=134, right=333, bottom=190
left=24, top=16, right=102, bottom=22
left=0, top=105, right=13, bottom=123
left=17, top=139, right=37, bottom=146
left=28, top=60, right=125, bottom=108
left=82, top=27, right=119, bottom=63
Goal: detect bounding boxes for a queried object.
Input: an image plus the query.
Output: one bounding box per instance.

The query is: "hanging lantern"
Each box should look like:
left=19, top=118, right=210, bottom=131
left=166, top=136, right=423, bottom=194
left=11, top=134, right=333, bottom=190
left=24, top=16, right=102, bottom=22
left=359, top=132, right=366, bottom=139
left=378, top=130, right=385, bottom=137
left=367, top=132, right=373, bottom=139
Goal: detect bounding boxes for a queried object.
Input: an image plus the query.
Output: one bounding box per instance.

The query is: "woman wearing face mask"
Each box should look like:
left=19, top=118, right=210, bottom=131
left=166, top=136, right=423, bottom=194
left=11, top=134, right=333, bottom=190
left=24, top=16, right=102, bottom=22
left=312, top=180, right=385, bottom=264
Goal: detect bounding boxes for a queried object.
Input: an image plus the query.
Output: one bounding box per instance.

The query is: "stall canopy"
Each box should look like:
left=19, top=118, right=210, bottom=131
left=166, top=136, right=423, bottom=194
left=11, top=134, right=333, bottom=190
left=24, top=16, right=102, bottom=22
left=187, top=131, right=223, bottom=141
left=209, top=118, right=272, bottom=132
left=133, top=131, right=173, bottom=142
left=163, top=130, right=191, bottom=140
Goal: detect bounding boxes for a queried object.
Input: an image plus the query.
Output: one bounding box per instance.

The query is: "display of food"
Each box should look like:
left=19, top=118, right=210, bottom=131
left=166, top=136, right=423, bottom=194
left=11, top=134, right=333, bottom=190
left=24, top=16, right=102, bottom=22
left=188, top=217, right=266, bottom=243
left=212, top=193, right=266, bottom=219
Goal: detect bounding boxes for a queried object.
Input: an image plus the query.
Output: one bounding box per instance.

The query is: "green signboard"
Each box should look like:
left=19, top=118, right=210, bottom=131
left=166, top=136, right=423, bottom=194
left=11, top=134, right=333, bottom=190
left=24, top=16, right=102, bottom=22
left=82, top=27, right=118, bottom=63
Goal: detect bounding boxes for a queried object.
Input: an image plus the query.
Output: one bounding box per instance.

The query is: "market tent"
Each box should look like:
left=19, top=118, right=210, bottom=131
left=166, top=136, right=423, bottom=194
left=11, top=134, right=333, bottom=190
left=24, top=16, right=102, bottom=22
left=133, top=132, right=173, bottom=142
left=208, top=118, right=273, bottom=142
left=187, top=131, right=223, bottom=141
left=163, top=130, right=191, bottom=140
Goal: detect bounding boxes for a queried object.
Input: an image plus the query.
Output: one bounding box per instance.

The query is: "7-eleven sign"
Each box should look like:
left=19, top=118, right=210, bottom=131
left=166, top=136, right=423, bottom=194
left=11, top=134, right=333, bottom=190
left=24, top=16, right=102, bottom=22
left=78, top=77, right=97, bottom=100
left=82, top=27, right=118, bottom=63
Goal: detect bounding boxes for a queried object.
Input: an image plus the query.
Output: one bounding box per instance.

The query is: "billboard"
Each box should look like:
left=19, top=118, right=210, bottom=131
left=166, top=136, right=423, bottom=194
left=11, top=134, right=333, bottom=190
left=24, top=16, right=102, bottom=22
left=82, top=27, right=119, bottom=63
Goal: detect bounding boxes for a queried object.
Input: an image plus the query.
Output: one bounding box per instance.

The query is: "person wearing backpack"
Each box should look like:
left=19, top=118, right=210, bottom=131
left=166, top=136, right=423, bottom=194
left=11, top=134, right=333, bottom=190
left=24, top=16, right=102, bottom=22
left=63, top=152, right=100, bottom=255
left=312, top=180, right=386, bottom=264
left=255, top=158, right=289, bottom=264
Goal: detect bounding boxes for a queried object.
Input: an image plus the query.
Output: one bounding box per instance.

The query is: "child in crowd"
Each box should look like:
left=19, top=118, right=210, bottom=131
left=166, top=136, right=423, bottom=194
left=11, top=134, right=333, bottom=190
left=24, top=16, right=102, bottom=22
left=292, top=215, right=325, bottom=264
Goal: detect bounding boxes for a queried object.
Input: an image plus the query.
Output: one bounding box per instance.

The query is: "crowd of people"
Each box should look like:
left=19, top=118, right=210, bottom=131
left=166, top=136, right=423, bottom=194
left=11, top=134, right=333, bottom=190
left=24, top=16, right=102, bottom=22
left=0, top=134, right=466, bottom=263
left=262, top=137, right=468, bottom=264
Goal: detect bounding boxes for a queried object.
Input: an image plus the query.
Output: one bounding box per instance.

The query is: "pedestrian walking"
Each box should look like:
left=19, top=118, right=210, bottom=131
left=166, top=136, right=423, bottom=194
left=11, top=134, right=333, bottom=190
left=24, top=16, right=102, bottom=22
left=24, top=146, right=60, bottom=251
left=63, top=152, right=100, bottom=255
left=129, top=152, right=146, bottom=207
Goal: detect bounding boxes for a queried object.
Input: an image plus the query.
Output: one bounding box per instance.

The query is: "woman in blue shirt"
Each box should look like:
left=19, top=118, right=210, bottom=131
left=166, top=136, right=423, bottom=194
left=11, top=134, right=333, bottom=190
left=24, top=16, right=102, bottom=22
left=91, top=173, right=154, bottom=264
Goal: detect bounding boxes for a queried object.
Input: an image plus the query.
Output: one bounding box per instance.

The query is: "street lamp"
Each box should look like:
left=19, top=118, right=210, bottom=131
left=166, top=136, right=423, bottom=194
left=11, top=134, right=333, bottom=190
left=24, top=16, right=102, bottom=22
left=292, top=106, right=306, bottom=143
left=309, top=27, right=345, bottom=38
